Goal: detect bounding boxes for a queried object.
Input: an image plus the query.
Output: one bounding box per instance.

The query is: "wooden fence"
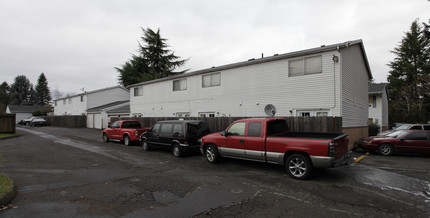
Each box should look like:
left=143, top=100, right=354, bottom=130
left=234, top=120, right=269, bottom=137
left=42, top=115, right=87, bottom=128
left=0, top=114, right=16, bottom=133
left=110, top=116, right=342, bottom=133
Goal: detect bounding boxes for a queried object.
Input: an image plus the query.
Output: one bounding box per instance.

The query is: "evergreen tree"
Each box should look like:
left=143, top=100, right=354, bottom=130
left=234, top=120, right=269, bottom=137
left=0, top=82, right=10, bottom=112
left=10, top=75, right=31, bottom=105
left=28, top=84, right=36, bottom=105
left=117, top=28, right=188, bottom=87
left=387, top=19, right=430, bottom=124
left=35, top=73, right=52, bottom=105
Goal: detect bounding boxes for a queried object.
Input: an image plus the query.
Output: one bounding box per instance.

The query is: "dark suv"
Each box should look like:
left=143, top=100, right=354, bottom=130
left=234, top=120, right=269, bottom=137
left=140, top=120, right=210, bottom=157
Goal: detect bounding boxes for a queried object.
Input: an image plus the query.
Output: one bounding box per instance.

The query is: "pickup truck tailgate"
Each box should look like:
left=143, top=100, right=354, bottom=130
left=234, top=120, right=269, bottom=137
left=332, top=134, right=349, bottom=158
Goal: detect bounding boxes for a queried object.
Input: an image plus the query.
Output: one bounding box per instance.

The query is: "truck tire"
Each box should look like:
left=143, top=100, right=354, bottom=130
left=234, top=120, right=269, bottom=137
left=378, top=143, right=393, bottom=156
left=285, top=153, right=312, bottom=180
left=204, top=144, right=220, bottom=163
left=172, top=144, right=182, bottom=157
left=102, top=133, right=109, bottom=142
left=141, top=140, right=150, bottom=151
left=124, top=135, right=130, bottom=146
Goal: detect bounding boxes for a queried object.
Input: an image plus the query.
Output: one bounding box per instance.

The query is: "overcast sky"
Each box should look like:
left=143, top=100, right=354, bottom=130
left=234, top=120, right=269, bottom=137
left=1, top=0, right=429, bottom=96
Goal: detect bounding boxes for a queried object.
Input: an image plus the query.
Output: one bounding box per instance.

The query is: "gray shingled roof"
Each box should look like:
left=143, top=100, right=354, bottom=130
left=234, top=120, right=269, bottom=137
left=369, top=83, right=388, bottom=94
left=7, top=105, right=52, bottom=113
left=86, top=101, right=129, bottom=112
left=106, top=104, right=130, bottom=113
left=128, top=39, right=373, bottom=88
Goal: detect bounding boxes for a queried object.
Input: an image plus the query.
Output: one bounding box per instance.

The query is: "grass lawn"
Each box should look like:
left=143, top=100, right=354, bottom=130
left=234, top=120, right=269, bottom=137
left=0, top=133, right=17, bottom=138
left=0, top=174, right=12, bottom=196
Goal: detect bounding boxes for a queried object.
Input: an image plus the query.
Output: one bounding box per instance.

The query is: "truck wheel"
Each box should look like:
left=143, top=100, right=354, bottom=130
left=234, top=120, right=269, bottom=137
left=102, top=133, right=109, bottom=142
left=378, top=143, right=393, bottom=156
left=285, top=153, right=312, bottom=180
left=204, top=144, right=220, bottom=163
left=124, top=135, right=130, bottom=146
left=142, top=140, right=150, bottom=151
left=172, top=144, right=182, bottom=157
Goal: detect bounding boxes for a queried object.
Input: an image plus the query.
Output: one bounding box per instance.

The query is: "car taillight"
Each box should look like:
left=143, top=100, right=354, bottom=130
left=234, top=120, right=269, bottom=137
left=328, top=142, right=335, bottom=157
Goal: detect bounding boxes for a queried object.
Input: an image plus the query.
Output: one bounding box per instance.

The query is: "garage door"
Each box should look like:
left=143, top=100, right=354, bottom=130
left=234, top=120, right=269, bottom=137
left=87, top=114, right=94, bottom=128
left=94, top=114, right=102, bottom=129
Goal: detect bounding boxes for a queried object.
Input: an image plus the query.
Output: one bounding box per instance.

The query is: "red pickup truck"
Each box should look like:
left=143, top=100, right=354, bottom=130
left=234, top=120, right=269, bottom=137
left=200, top=118, right=351, bottom=179
left=102, top=120, right=149, bottom=146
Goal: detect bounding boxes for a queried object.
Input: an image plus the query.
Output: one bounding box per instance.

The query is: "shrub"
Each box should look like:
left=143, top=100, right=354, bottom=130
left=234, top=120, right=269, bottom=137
left=368, top=123, right=380, bottom=136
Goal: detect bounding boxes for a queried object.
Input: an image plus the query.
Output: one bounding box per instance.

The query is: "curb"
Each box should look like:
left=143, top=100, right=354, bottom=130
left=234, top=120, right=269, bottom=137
left=0, top=174, right=17, bottom=207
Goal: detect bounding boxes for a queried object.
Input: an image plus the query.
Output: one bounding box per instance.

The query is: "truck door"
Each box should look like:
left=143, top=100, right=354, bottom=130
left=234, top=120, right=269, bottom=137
left=245, top=121, right=265, bottom=161
left=146, top=123, right=161, bottom=147
left=219, top=121, right=246, bottom=158
left=111, top=121, right=121, bottom=140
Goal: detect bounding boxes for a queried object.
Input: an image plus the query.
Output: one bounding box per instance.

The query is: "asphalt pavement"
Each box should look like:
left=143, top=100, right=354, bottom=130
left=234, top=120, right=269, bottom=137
left=0, top=126, right=429, bottom=217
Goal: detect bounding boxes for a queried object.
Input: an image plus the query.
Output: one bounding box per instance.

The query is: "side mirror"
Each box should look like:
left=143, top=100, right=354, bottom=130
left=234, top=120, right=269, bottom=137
left=108, top=124, right=111, bottom=128
left=221, top=131, right=226, bottom=137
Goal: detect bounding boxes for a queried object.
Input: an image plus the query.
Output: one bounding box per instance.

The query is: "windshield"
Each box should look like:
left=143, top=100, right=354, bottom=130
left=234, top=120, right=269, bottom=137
left=395, top=124, right=411, bottom=130
left=386, top=131, right=409, bottom=138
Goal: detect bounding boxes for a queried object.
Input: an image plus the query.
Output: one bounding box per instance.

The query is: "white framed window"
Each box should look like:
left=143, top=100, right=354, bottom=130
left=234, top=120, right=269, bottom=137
left=68, top=98, right=72, bottom=104
left=176, top=112, right=190, bottom=117
left=202, top=73, right=221, bottom=88
left=173, top=79, right=187, bottom=91
left=134, top=86, right=143, bottom=96
left=297, top=110, right=330, bottom=117
left=289, top=55, right=322, bottom=77
left=63, top=99, right=66, bottom=105
left=132, top=113, right=142, bottom=117
left=199, top=112, right=216, bottom=117
left=54, top=101, right=57, bottom=106
left=80, top=95, right=84, bottom=102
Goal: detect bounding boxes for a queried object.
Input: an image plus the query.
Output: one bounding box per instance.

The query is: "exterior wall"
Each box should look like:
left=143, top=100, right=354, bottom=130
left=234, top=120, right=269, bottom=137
left=342, top=126, right=368, bottom=150
left=131, top=51, right=342, bottom=118
left=368, top=92, right=389, bottom=132
left=86, top=88, right=129, bottom=109
left=54, top=95, right=87, bottom=115
left=340, top=45, right=370, bottom=128
left=54, top=87, right=129, bottom=116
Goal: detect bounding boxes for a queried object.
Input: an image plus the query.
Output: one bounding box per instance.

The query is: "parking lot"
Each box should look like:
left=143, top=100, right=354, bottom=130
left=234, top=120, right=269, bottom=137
left=1, top=126, right=429, bottom=217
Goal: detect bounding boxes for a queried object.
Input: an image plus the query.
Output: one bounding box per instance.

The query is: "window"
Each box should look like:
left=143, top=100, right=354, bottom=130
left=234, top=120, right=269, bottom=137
left=316, top=112, right=328, bottom=117
left=202, top=73, right=221, bottom=88
left=172, top=124, right=183, bottom=136
left=410, top=125, right=422, bottom=130
left=403, top=132, right=428, bottom=140
left=300, top=112, right=311, bottom=117
left=248, top=122, right=262, bottom=137
left=151, top=123, right=161, bottom=135
left=55, top=101, right=57, bottom=106
left=68, top=98, right=72, bottom=104
left=424, top=125, right=430, bottom=130
left=80, top=96, right=84, bottom=102
left=289, top=56, right=322, bottom=77
left=160, top=123, right=173, bottom=137
left=227, top=122, right=246, bottom=136
left=111, top=121, right=121, bottom=128
left=176, top=112, right=190, bottom=117
left=134, top=86, right=143, bottom=96
left=199, top=112, right=215, bottom=117
left=173, top=79, right=187, bottom=91
left=63, top=99, right=66, bottom=105
left=373, top=96, right=377, bottom=108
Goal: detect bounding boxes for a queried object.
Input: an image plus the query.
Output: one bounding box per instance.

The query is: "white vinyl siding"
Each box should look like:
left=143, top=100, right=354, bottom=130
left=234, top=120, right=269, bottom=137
left=130, top=51, right=341, bottom=118
left=341, top=45, right=370, bottom=128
